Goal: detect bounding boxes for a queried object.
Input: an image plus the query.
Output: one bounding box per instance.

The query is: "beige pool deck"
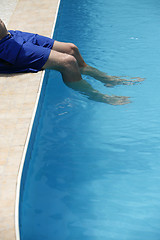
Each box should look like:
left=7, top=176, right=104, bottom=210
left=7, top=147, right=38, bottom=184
left=0, top=0, right=60, bottom=239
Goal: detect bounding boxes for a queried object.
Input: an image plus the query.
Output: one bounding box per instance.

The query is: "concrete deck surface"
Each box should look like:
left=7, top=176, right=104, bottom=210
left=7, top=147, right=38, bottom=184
left=0, top=0, right=59, bottom=239
left=1, top=0, right=18, bottom=25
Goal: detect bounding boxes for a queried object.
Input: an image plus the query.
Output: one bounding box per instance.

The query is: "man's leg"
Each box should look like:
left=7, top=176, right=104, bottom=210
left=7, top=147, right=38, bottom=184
left=51, top=41, right=136, bottom=87
left=42, top=49, right=82, bottom=82
left=42, top=46, right=130, bottom=105
left=52, top=41, right=87, bottom=68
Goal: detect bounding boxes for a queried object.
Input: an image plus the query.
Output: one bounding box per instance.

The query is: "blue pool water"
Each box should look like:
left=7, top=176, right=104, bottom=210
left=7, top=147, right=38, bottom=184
left=20, top=0, right=160, bottom=239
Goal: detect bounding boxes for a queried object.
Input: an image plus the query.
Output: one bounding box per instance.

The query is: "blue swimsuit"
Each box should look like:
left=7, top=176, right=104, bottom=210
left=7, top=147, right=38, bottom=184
left=0, top=30, right=54, bottom=73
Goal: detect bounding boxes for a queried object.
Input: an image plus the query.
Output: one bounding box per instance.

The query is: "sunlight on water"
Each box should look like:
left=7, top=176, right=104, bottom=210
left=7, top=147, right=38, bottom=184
left=20, top=0, right=160, bottom=239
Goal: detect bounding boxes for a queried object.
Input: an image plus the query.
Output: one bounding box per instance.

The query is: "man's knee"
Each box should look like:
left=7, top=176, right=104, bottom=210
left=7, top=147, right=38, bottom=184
left=61, top=54, right=82, bottom=82
left=67, top=43, right=79, bottom=56
left=63, top=54, right=78, bottom=69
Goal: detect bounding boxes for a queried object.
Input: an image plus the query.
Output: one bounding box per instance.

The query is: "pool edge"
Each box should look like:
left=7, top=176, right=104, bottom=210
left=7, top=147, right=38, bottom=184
left=14, top=0, right=61, bottom=239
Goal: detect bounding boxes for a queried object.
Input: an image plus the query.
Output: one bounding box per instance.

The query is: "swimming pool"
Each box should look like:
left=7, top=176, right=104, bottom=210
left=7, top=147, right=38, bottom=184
left=19, top=0, right=160, bottom=239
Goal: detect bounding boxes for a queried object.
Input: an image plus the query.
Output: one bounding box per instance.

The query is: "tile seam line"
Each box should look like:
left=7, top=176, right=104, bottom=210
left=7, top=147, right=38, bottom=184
left=14, top=0, right=61, bottom=239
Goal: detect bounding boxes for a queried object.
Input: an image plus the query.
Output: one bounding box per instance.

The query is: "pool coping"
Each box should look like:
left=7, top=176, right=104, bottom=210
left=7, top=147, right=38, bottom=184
left=14, top=1, right=61, bottom=239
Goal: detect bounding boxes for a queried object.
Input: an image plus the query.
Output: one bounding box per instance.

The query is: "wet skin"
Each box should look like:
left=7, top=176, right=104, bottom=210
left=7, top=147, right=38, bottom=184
left=0, top=19, right=144, bottom=105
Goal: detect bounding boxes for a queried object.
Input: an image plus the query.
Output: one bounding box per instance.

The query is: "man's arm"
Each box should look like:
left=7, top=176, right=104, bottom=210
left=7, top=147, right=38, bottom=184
left=0, top=19, right=9, bottom=40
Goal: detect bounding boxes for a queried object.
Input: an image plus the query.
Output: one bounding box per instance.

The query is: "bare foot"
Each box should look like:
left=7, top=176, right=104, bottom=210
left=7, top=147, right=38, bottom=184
left=81, top=65, right=145, bottom=87
left=101, top=94, right=131, bottom=105
left=66, top=79, right=131, bottom=105
left=104, top=75, right=145, bottom=87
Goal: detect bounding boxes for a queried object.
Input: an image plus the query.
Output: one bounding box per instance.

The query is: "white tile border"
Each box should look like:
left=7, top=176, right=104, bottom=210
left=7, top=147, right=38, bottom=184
left=14, top=0, right=61, bottom=239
